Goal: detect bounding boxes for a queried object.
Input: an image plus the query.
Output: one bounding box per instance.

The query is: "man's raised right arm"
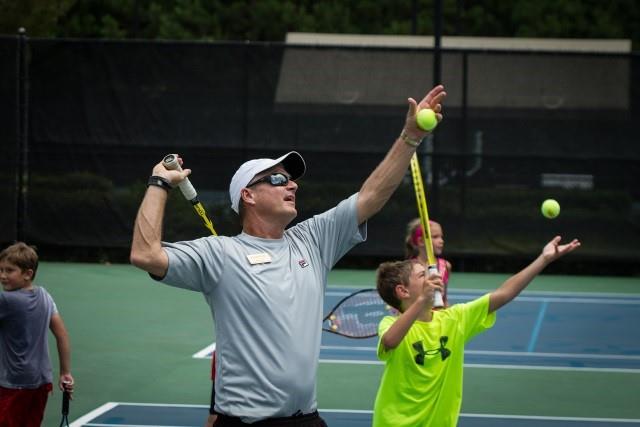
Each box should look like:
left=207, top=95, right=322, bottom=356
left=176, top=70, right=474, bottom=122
left=130, top=160, right=191, bottom=277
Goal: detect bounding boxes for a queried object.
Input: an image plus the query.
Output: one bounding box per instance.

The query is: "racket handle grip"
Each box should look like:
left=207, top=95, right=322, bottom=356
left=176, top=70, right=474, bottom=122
left=62, top=390, right=70, bottom=414
left=428, top=265, right=445, bottom=308
left=162, top=154, right=198, bottom=202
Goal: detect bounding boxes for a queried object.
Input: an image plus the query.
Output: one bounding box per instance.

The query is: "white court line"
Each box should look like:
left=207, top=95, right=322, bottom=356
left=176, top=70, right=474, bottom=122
left=194, top=345, right=640, bottom=363
left=466, top=350, right=640, bottom=360
left=320, top=358, right=383, bottom=365
left=320, top=345, right=640, bottom=361
left=325, top=408, right=640, bottom=423
left=75, top=402, right=209, bottom=427
left=192, top=342, right=215, bottom=359
left=326, top=290, right=640, bottom=304
left=460, top=412, right=640, bottom=423
left=71, top=403, right=640, bottom=426
left=320, top=358, right=640, bottom=373
left=327, top=287, right=640, bottom=299
left=111, top=402, right=208, bottom=407
left=70, top=402, right=118, bottom=427
left=463, top=296, right=640, bottom=305
left=450, top=289, right=640, bottom=299
left=463, top=363, right=640, bottom=374
left=84, top=424, right=194, bottom=427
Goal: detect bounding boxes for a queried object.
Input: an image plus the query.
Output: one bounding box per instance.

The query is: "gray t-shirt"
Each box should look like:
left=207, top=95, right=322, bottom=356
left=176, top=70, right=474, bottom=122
left=160, top=193, right=366, bottom=421
left=0, top=286, right=58, bottom=388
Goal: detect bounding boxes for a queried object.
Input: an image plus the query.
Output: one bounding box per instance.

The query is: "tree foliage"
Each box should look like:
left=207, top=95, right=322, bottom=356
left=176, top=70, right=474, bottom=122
left=1, top=0, right=638, bottom=49
left=0, top=0, right=77, bottom=36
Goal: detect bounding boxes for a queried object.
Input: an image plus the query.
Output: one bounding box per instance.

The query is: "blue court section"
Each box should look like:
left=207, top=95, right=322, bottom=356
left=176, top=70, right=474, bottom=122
left=72, top=403, right=640, bottom=427
left=321, top=289, right=640, bottom=370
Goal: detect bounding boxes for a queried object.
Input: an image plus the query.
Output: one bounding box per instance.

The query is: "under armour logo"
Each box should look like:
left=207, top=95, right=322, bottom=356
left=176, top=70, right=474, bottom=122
left=413, top=341, right=426, bottom=365
left=412, top=336, right=451, bottom=365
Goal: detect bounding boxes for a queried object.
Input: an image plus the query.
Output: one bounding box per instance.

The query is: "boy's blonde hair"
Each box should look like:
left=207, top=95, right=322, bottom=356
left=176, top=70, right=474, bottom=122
left=0, top=242, right=39, bottom=279
left=376, top=260, right=414, bottom=312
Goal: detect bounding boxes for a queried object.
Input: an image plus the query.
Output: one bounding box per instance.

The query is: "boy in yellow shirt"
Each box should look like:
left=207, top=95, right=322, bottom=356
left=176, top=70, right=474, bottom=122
left=373, top=236, right=580, bottom=427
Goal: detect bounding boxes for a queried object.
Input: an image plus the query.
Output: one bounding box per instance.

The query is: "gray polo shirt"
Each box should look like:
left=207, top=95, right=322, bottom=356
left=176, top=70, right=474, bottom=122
left=160, top=193, right=366, bottom=422
left=0, top=286, right=58, bottom=388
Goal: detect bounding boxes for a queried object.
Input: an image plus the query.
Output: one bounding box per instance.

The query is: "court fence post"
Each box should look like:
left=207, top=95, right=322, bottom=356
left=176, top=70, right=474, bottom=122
left=16, top=27, right=30, bottom=242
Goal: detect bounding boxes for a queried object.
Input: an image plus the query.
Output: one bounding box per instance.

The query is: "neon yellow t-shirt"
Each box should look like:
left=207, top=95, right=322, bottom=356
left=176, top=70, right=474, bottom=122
left=373, top=293, right=496, bottom=427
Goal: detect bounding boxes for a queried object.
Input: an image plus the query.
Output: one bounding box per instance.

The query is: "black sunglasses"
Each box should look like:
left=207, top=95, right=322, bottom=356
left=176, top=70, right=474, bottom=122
left=246, top=172, right=292, bottom=188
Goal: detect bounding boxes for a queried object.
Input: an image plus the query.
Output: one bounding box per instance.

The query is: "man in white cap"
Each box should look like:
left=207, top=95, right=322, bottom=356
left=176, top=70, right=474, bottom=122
left=130, top=84, right=446, bottom=426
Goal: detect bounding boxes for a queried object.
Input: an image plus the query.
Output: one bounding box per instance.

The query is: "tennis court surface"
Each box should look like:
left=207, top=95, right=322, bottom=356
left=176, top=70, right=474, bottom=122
left=38, top=264, right=640, bottom=426
left=71, top=403, right=640, bottom=427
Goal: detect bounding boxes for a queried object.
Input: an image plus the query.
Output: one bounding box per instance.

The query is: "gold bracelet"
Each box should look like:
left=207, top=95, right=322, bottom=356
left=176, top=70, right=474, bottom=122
left=400, top=130, right=421, bottom=147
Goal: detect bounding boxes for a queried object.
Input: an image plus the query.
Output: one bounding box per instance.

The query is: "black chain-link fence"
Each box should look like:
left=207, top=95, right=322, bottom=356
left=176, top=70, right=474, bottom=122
left=1, top=36, right=638, bottom=274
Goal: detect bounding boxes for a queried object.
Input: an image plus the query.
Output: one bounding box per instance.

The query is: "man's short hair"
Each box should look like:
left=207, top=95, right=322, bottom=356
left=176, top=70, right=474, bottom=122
left=376, top=260, right=414, bottom=312
left=0, top=242, right=39, bottom=279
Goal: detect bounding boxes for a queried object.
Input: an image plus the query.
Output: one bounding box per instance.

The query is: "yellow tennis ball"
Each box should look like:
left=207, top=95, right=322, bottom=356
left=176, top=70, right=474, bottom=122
left=541, top=199, right=560, bottom=219
left=416, top=108, right=438, bottom=131
left=331, top=324, right=338, bottom=331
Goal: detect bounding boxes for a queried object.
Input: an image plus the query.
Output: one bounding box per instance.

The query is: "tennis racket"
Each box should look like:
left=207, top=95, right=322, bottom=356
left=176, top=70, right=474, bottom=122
left=322, top=289, right=397, bottom=338
left=410, top=153, right=444, bottom=308
left=163, top=154, right=217, bottom=236
left=59, top=389, right=70, bottom=427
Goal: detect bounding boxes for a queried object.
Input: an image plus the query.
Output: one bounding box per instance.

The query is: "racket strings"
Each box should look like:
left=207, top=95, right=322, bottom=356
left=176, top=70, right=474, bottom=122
left=324, top=292, right=396, bottom=338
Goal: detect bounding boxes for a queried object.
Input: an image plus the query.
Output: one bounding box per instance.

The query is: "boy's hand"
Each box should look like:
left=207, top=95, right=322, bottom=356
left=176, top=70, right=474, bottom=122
left=420, top=271, right=444, bottom=303
left=542, top=236, right=581, bottom=263
left=59, top=374, right=74, bottom=398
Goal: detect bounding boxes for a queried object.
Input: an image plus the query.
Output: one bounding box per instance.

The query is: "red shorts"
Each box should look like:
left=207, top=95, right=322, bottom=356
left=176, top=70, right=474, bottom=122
left=0, top=383, right=53, bottom=427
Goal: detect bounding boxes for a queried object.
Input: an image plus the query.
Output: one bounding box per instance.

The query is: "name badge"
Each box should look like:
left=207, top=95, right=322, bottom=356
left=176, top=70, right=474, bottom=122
left=247, top=252, right=272, bottom=265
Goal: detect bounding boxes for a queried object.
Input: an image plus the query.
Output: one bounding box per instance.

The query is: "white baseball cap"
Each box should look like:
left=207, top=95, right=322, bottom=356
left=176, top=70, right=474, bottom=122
left=229, top=151, right=306, bottom=214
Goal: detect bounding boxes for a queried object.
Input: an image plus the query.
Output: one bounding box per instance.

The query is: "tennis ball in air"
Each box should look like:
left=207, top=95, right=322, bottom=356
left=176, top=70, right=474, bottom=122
left=541, top=199, right=560, bottom=219
left=416, top=108, right=438, bottom=131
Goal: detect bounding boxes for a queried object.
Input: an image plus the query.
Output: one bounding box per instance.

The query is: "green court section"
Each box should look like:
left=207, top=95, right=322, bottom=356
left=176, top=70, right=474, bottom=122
left=40, top=262, right=214, bottom=427
left=462, top=368, right=640, bottom=419
left=36, top=262, right=640, bottom=426
left=318, top=364, right=640, bottom=419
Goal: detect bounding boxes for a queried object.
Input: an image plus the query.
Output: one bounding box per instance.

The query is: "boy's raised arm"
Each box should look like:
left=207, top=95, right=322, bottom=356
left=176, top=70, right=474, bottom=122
left=489, top=236, right=581, bottom=313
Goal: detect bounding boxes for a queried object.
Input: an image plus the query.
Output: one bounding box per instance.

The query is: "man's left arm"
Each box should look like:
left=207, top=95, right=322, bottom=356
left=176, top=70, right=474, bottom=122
left=356, top=85, right=446, bottom=224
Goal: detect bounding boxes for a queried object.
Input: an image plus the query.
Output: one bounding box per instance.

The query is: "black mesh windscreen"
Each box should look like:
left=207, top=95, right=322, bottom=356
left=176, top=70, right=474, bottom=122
left=6, top=38, right=639, bottom=269
left=0, top=36, right=18, bottom=243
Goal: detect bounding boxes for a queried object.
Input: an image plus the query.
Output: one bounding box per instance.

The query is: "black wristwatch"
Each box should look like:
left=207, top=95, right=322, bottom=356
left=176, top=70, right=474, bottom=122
left=148, top=175, right=173, bottom=191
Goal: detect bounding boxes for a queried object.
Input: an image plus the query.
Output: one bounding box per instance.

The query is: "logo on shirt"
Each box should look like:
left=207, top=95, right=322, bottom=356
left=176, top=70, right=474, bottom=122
left=298, top=259, right=309, bottom=268
left=412, top=336, right=451, bottom=365
left=412, top=341, right=427, bottom=365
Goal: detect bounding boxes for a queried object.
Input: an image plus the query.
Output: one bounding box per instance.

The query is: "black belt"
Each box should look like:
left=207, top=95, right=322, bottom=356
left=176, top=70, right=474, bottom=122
left=217, top=410, right=320, bottom=426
